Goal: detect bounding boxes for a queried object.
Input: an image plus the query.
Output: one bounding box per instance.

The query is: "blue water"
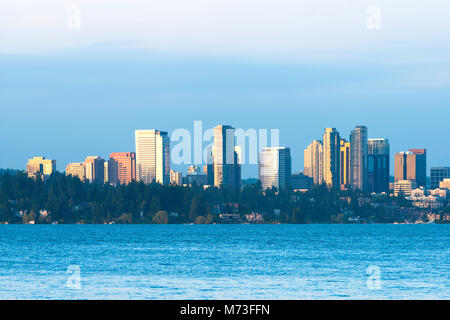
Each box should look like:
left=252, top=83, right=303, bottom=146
left=0, top=225, right=448, bottom=299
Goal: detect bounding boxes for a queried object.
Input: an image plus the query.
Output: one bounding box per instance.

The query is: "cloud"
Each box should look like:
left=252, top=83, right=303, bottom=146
left=0, top=0, right=449, bottom=62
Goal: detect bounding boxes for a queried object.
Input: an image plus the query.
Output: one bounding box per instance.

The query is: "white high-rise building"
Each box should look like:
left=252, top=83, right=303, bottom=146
left=135, top=129, right=170, bottom=184
left=304, top=140, right=323, bottom=185
left=259, top=147, right=291, bottom=191
left=323, top=128, right=340, bottom=188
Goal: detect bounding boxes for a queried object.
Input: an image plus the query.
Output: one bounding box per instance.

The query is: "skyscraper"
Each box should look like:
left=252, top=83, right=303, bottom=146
left=108, top=152, right=136, bottom=185
left=340, top=139, right=350, bottom=190
left=395, top=149, right=427, bottom=188
left=322, top=128, right=340, bottom=188
left=259, top=147, right=291, bottom=191
left=408, top=149, right=427, bottom=188
left=135, top=129, right=170, bottom=184
left=430, top=167, right=450, bottom=190
left=350, top=126, right=368, bottom=192
left=65, top=162, right=85, bottom=181
left=394, top=152, right=409, bottom=182
left=367, top=138, right=390, bottom=193
left=213, top=125, right=240, bottom=188
left=85, top=156, right=105, bottom=184
left=304, top=140, right=323, bottom=185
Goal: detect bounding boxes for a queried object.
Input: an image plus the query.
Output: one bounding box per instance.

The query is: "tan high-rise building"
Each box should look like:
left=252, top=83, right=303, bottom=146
left=322, top=128, right=340, bottom=188
left=395, top=152, right=409, bottom=182
left=108, top=152, right=136, bottom=185
left=135, top=130, right=170, bottom=184
left=304, top=140, right=323, bottom=185
left=395, top=149, right=427, bottom=188
left=26, top=157, right=56, bottom=178
left=65, top=162, right=85, bottom=181
left=340, top=139, right=350, bottom=189
left=85, top=156, right=105, bottom=184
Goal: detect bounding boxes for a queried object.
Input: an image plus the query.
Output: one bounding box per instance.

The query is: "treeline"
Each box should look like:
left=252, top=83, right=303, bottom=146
left=0, top=171, right=389, bottom=224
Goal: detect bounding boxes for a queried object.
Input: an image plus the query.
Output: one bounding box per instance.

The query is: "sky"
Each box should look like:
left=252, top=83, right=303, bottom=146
left=1, top=0, right=450, bottom=178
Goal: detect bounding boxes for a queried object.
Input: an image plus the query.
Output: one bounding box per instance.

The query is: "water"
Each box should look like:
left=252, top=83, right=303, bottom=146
left=0, top=224, right=448, bottom=299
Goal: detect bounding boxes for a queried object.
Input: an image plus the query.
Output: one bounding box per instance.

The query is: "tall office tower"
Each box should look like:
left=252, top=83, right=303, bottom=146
left=258, top=147, right=291, bottom=191
left=135, top=130, right=170, bottom=184
left=407, top=149, right=427, bottom=188
left=430, top=167, right=450, bottom=189
left=395, top=149, right=427, bottom=188
left=65, top=162, right=85, bottom=181
left=104, top=162, right=109, bottom=184
left=304, top=140, right=323, bottom=185
left=170, top=170, right=183, bottom=185
left=322, top=128, right=340, bottom=188
left=367, top=138, right=390, bottom=193
left=108, top=152, right=136, bottom=185
left=350, top=126, right=368, bottom=192
left=26, top=156, right=56, bottom=178
left=340, top=139, right=351, bottom=189
left=394, top=152, right=409, bottom=182
left=213, top=125, right=240, bottom=188
left=85, top=156, right=105, bottom=184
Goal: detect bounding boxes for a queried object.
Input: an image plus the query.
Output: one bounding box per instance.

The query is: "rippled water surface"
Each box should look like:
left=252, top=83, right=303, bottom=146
left=0, top=224, right=448, bottom=299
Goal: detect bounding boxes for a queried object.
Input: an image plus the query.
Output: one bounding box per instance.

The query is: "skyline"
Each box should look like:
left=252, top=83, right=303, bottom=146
left=11, top=122, right=442, bottom=181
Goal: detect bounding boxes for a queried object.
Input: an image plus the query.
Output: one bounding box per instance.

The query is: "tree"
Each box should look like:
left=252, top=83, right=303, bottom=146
left=152, top=210, right=169, bottom=224
left=291, top=207, right=304, bottom=224
left=195, top=216, right=206, bottom=224
left=189, top=195, right=206, bottom=222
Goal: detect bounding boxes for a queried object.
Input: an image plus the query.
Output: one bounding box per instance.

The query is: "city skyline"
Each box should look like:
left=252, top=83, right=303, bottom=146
left=18, top=123, right=445, bottom=190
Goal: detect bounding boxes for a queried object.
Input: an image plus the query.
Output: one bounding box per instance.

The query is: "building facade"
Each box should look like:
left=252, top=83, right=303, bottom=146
left=26, top=156, right=56, bottom=178
left=368, top=138, right=390, bottom=193
left=135, top=129, right=170, bottom=184
left=84, top=156, right=105, bottom=184
left=322, top=128, right=340, bottom=188
left=259, top=147, right=291, bottom=191
left=170, top=170, right=183, bottom=185
left=290, top=172, right=313, bottom=190
left=407, top=149, right=427, bottom=188
left=65, top=162, right=85, bottom=181
left=304, top=140, right=323, bottom=185
left=350, top=126, right=368, bottom=192
left=108, top=152, right=136, bottom=185
left=430, top=167, right=450, bottom=190
left=213, top=125, right=240, bottom=188
left=395, top=149, right=427, bottom=188
left=394, top=180, right=417, bottom=197
left=340, top=139, right=350, bottom=190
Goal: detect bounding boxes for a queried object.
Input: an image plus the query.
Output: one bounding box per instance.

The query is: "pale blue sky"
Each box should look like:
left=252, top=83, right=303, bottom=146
left=1, top=1, right=449, bottom=177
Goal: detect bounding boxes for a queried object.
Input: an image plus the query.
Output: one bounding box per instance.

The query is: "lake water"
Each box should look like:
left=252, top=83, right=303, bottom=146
left=0, top=224, right=448, bottom=299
